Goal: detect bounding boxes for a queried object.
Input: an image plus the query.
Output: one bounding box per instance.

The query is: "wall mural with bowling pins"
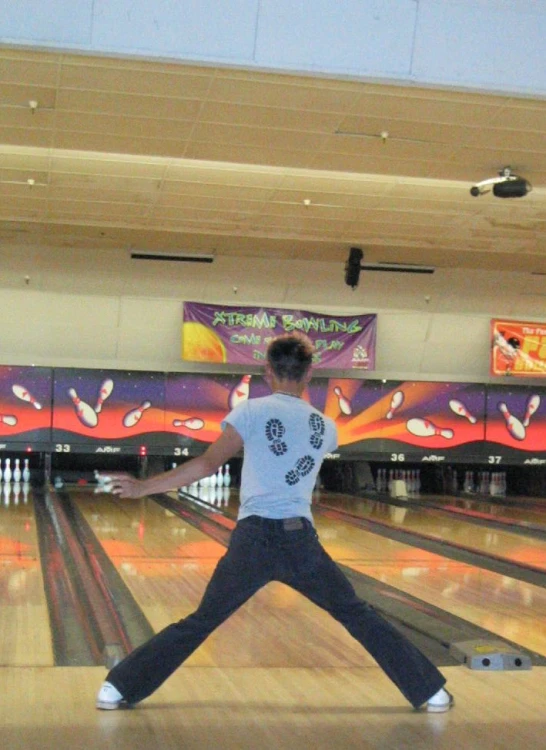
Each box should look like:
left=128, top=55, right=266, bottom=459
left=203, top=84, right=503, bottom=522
left=52, top=369, right=166, bottom=453
left=324, top=380, right=486, bottom=461
left=0, top=363, right=543, bottom=465
left=484, top=385, right=546, bottom=464
left=165, top=372, right=277, bottom=456
left=0, top=366, right=52, bottom=448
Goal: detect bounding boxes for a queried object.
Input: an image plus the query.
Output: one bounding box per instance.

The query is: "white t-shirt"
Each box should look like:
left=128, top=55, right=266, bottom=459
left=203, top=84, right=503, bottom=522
left=223, top=392, right=338, bottom=522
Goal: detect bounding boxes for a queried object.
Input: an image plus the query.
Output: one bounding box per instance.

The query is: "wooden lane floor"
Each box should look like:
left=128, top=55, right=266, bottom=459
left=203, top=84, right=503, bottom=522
left=196, top=488, right=546, bottom=657
left=4, top=664, right=546, bottom=750
left=5, top=484, right=546, bottom=750
left=0, top=483, right=54, bottom=667
left=316, top=490, right=546, bottom=571
left=72, top=487, right=378, bottom=669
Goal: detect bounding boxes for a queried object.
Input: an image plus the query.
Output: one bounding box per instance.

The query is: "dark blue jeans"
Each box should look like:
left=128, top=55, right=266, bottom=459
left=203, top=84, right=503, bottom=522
left=107, top=516, right=445, bottom=707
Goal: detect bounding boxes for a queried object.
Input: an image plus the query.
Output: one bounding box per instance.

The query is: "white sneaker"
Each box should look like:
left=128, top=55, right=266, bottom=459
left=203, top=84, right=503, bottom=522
left=426, top=687, right=454, bottom=713
left=96, top=681, right=126, bottom=710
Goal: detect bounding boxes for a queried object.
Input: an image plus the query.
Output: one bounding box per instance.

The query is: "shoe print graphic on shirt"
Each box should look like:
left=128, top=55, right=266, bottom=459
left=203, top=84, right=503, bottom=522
left=285, top=455, right=315, bottom=485
left=309, top=413, right=325, bottom=449
left=265, top=418, right=288, bottom=456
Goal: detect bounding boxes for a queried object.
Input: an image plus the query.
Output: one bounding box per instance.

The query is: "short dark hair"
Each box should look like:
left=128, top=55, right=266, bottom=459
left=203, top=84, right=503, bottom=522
left=266, top=333, right=314, bottom=382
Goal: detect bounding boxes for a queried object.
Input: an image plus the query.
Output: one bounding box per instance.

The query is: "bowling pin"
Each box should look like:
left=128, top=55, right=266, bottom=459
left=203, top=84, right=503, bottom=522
left=95, top=378, right=114, bottom=413
left=0, top=415, right=17, bottom=426
left=22, top=459, right=30, bottom=483
left=172, top=417, right=204, bottom=430
left=449, top=399, right=477, bottom=424
left=406, top=417, right=454, bottom=439
left=386, top=390, right=404, bottom=419
left=498, top=402, right=526, bottom=441
left=3, top=458, right=12, bottom=483
left=228, top=375, right=251, bottom=409
left=333, top=386, right=352, bottom=416
left=523, top=394, right=541, bottom=427
left=209, top=471, right=217, bottom=488
left=13, top=458, right=21, bottom=483
left=12, top=384, right=42, bottom=410
left=216, top=466, right=224, bottom=487
left=123, top=400, right=151, bottom=428
left=223, top=464, right=231, bottom=487
left=68, top=388, right=99, bottom=428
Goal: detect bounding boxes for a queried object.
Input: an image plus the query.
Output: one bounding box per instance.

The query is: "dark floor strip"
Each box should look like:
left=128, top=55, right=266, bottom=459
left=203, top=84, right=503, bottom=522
left=34, top=487, right=102, bottom=666
left=35, top=487, right=155, bottom=666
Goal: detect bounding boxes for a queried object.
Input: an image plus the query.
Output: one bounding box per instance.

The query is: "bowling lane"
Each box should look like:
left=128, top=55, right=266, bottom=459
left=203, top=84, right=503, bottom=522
left=316, top=491, right=546, bottom=571
left=0, top=484, right=54, bottom=667
left=387, top=493, right=546, bottom=531
left=72, top=487, right=378, bottom=669
left=191, top=487, right=546, bottom=656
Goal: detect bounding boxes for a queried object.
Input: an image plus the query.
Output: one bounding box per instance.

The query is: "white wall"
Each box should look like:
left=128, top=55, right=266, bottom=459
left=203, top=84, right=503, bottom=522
left=1, top=1, right=546, bottom=96
left=1, top=241, right=544, bottom=382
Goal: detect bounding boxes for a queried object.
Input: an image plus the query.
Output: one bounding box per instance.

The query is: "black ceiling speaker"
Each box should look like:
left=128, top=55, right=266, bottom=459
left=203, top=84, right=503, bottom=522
left=492, top=178, right=532, bottom=198
left=344, top=247, right=363, bottom=289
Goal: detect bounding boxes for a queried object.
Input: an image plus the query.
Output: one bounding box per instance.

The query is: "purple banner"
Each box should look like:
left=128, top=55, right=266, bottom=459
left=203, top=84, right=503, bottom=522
left=182, top=302, right=376, bottom=369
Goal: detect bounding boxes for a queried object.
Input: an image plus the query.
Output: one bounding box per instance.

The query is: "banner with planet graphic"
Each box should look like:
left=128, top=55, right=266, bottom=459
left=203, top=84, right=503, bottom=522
left=182, top=302, right=376, bottom=369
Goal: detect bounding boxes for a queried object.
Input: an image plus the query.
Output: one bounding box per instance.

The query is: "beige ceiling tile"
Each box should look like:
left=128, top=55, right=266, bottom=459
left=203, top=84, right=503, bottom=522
left=0, top=56, right=60, bottom=86
left=462, top=127, right=546, bottom=153
left=269, top=189, right=383, bottom=208
left=49, top=171, right=161, bottom=193
left=159, top=180, right=273, bottom=201
left=0, top=172, right=48, bottom=191
left=48, top=185, right=152, bottom=205
left=318, top=133, right=453, bottom=161
left=451, top=146, right=546, bottom=174
left=206, top=77, right=361, bottom=113
left=153, top=194, right=262, bottom=212
left=0, top=127, right=54, bottom=148
left=188, top=122, right=327, bottom=152
left=0, top=84, right=57, bottom=109
left=55, top=89, right=202, bottom=120
left=0, top=107, right=56, bottom=129
left=336, top=114, right=478, bottom=147
left=47, top=198, right=149, bottom=217
left=57, top=111, right=194, bottom=141
left=351, top=91, right=505, bottom=127
left=153, top=205, right=252, bottom=223
left=59, top=62, right=213, bottom=99
left=198, top=101, right=341, bottom=133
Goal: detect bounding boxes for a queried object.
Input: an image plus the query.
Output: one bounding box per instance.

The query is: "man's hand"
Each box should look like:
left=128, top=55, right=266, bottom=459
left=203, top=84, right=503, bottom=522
left=99, top=473, right=148, bottom=499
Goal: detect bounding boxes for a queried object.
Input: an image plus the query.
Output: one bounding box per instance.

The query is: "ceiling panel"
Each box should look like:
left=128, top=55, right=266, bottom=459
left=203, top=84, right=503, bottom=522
left=0, top=47, right=545, bottom=273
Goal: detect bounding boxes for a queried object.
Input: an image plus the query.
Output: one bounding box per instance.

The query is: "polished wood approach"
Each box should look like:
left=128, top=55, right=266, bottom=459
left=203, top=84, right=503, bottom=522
left=2, top=665, right=545, bottom=750
left=2, top=485, right=546, bottom=748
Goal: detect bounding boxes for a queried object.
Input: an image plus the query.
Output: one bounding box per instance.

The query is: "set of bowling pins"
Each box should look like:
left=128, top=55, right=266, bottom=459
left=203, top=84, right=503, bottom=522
left=377, top=468, right=420, bottom=495
left=0, top=457, right=31, bottom=506
left=193, top=484, right=231, bottom=506
left=182, top=464, right=231, bottom=492
left=463, top=470, right=507, bottom=496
